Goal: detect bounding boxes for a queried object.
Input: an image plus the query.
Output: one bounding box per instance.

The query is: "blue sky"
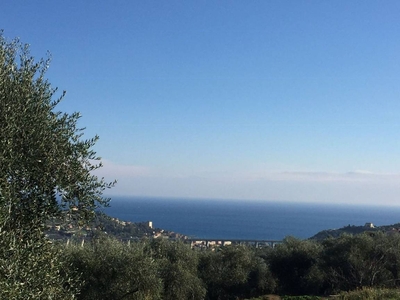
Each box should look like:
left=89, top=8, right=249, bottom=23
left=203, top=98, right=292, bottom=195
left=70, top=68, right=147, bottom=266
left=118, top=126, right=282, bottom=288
left=2, top=1, right=400, bottom=205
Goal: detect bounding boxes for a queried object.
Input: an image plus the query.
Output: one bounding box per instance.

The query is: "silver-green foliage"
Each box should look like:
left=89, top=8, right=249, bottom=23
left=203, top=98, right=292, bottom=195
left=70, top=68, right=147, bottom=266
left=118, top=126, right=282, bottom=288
left=0, top=225, right=80, bottom=299
left=64, top=235, right=163, bottom=300
left=0, top=32, right=114, bottom=298
left=322, top=233, right=399, bottom=292
left=146, top=238, right=206, bottom=300
left=0, top=33, right=114, bottom=229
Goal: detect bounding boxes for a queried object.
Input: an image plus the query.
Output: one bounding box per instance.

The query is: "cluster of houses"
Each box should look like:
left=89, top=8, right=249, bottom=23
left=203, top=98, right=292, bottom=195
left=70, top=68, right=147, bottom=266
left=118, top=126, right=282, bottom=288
left=48, top=219, right=400, bottom=249
left=189, top=240, right=232, bottom=250
left=46, top=217, right=276, bottom=249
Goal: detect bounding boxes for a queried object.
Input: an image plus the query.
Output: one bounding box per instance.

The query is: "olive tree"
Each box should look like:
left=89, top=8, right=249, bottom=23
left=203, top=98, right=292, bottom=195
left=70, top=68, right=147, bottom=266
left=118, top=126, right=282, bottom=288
left=268, top=237, right=325, bottom=295
left=0, top=32, right=114, bottom=298
left=322, top=233, right=395, bottom=293
left=146, top=238, right=206, bottom=300
left=64, top=235, right=162, bottom=300
left=198, top=245, right=276, bottom=300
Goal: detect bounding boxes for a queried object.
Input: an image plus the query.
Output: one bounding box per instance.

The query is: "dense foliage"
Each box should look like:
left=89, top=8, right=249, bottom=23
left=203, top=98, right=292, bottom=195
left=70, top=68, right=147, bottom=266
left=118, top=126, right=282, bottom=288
left=0, top=32, right=114, bottom=232
left=0, top=32, right=114, bottom=298
left=56, top=231, right=400, bottom=299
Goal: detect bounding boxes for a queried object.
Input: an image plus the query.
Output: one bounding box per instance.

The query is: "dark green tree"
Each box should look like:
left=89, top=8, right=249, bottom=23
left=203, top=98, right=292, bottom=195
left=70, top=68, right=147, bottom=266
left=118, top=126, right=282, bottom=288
left=64, top=235, right=162, bottom=300
left=322, top=233, right=394, bottom=293
left=380, top=232, right=400, bottom=286
left=268, top=237, right=325, bottom=295
left=0, top=32, right=114, bottom=298
left=199, top=245, right=275, bottom=300
left=146, top=238, right=206, bottom=300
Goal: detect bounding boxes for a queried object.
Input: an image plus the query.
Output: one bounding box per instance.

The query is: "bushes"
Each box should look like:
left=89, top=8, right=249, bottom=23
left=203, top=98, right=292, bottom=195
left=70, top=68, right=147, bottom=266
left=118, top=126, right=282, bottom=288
left=264, top=233, right=400, bottom=296
left=321, top=233, right=399, bottom=293
left=0, top=228, right=80, bottom=300
left=64, top=235, right=162, bottom=300
left=145, top=238, right=206, bottom=300
left=63, top=237, right=276, bottom=300
left=268, top=237, right=325, bottom=295
left=337, top=287, right=400, bottom=300
left=64, top=236, right=205, bottom=300
left=19, top=231, right=400, bottom=299
left=198, top=245, right=276, bottom=299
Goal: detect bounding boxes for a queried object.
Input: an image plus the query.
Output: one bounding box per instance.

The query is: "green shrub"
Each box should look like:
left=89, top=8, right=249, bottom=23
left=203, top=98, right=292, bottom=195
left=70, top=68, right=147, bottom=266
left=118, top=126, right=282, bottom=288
left=146, top=238, right=206, bottom=300
left=322, top=233, right=396, bottom=293
left=268, top=237, right=325, bottom=296
left=0, top=228, right=80, bottom=300
left=199, top=246, right=276, bottom=299
left=337, top=287, right=400, bottom=300
left=64, top=235, right=162, bottom=300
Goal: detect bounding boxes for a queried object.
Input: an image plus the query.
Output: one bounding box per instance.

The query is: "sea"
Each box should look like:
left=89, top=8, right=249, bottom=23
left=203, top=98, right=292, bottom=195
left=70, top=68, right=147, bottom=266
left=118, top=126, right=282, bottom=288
left=102, top=196, right=400, bottom=240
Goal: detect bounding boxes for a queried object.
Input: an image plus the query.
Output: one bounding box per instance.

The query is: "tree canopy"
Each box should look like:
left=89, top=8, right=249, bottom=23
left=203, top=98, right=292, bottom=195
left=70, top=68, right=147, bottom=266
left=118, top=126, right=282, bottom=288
left=0, top=32, right=114, bottom=299
left=0, top=32, right=114, bottom=230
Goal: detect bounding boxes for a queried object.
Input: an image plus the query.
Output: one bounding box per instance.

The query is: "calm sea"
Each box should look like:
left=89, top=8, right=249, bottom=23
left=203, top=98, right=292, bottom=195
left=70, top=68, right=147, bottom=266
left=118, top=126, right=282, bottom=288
left=102, top=197, right=400, bottom=240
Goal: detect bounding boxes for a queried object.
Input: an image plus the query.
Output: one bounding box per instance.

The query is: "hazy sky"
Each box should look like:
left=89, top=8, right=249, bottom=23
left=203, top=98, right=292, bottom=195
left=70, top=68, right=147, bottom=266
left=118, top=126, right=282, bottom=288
left=2, top=1, right=400, bottom=205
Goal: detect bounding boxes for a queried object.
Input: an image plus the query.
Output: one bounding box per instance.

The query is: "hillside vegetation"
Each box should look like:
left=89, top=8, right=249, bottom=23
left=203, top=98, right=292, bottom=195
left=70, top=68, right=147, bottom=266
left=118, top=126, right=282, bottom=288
left=310, top=223, right=400, bottom=241
left=58, top=231, right=400, bottom=299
